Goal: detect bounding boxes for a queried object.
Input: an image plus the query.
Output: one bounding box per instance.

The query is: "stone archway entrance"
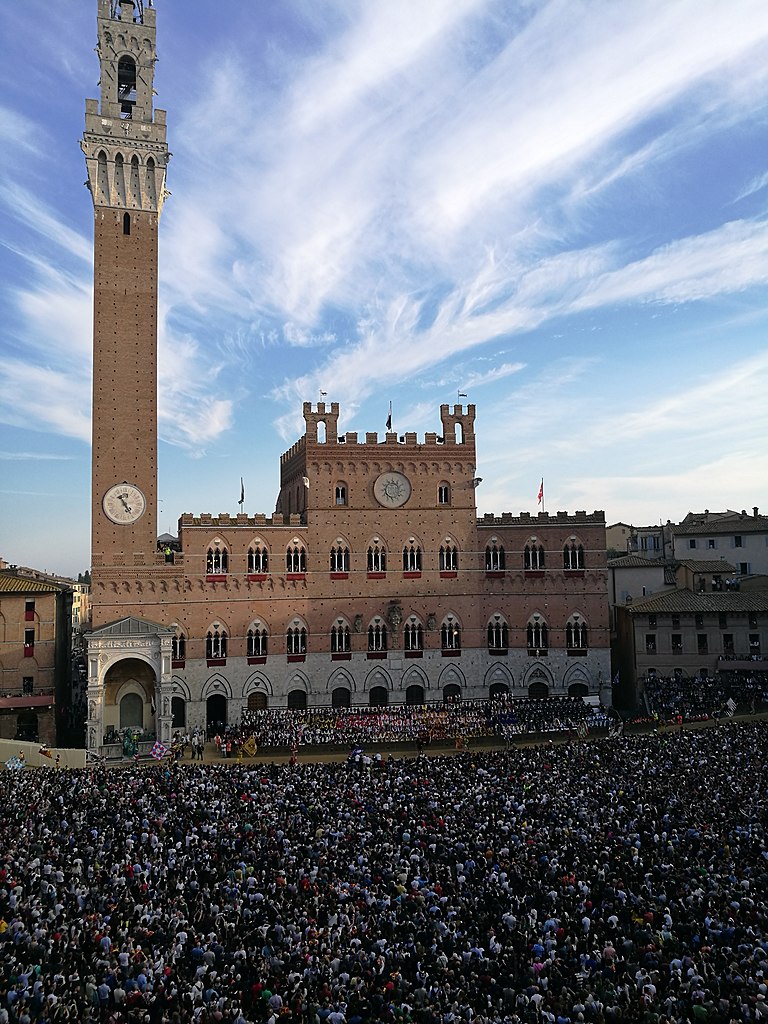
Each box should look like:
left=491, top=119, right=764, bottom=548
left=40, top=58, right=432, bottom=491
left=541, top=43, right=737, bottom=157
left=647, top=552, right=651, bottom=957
left=104, top=656, right=157, bottom=735
left=248, top=691, right=268, bottom=711
left=85, top=617, right=176, bottom=756
left=406, top=684, right=425, bottom=705
left=207, top=694, right=227, bottom=733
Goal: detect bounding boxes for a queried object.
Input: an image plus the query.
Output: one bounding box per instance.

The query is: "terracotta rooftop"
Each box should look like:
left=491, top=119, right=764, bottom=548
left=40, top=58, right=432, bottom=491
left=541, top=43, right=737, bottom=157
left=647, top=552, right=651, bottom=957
left=0, top=573, right=65, bottom=594
left=625, top=587, right=768, bottom=614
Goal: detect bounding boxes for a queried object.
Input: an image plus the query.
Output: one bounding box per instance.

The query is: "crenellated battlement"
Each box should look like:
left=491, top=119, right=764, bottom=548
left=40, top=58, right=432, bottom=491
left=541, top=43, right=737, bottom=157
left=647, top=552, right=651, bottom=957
left=478, top=510, right=606, bottom=527
left=284, top=403, right=477, bottom=452
left=280, top=435, right=306, bottom=466
left=303, top=401, right=339, bottom=443
left=178, top=513, right=303, bottom=529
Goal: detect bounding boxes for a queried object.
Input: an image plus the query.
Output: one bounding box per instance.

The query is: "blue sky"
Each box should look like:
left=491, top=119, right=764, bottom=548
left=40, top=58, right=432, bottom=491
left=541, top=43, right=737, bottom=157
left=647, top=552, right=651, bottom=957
left=1, top=0, right=768, bottom=578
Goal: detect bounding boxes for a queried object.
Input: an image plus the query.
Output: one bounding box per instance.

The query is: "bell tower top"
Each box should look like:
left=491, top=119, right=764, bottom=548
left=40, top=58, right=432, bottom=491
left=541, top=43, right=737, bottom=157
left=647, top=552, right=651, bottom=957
left=82, top=0, right=169, bottom=214
left=94, top=0, right=157, bottom=122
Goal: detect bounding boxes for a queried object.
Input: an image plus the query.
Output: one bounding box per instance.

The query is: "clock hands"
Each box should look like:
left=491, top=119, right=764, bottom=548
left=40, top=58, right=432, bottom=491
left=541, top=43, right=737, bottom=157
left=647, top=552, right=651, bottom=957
left=103, top=484, right=145, bottom=524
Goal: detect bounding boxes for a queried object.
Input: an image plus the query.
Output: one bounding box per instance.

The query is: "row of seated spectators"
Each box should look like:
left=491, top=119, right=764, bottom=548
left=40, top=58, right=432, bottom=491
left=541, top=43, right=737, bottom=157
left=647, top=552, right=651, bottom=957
left=643, top=670, right=768, bottom=721
left=236, top=695, right=611, bottom=749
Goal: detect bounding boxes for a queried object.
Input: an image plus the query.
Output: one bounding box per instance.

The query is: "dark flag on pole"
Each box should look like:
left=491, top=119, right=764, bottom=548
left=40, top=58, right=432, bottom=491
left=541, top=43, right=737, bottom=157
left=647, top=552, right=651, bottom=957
left=386, top=402, right=392, bottom=431
left=239, top=477, right=244, bottom=509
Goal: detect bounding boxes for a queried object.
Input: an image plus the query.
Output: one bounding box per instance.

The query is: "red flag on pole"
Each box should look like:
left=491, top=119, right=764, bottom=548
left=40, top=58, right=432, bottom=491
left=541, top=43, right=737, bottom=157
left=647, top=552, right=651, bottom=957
left=537, top=478, right=544, bottom=505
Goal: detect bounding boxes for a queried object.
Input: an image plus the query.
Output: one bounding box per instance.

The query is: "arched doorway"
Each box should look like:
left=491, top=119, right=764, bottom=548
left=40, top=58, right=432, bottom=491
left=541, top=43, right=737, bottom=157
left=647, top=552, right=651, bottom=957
left=332, top=687, right=351, bottom=708
left=287, top=689, right=307, bottom=709
left=171, top=696, right=186, bottom=728
left=120, top=692, right=143, bottom=729
left=103, top=657, right=156, bottom=735
left=406, top=684, right=425, bottom=706
left=528, top=681, right=549, bottom=699
left=489, top=682, right=509, bottom=700
left=206, top=694, right=227, bottom=733
left=248, top=691, right=268, bottom=711
left=568, top=682, right=588, bottom=698
left=369, top=685, right=388, bottom=707
left=443, top=683, right=461, bottom=701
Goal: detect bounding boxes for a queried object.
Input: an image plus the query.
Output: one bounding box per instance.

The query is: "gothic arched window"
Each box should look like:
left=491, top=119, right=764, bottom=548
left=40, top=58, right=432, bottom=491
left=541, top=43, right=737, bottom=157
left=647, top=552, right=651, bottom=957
left=330, top=545, right=350, bottom=573
left=206, top=546, right=228, bottom=574
left=485, top=543, right=505, bottom=571
left=439, top=544, right=458, bottom=571
left=404, top=621, right=424, bottom=651
left=527, top=618, right=548, bottom=653
left=248, top=545, right=268, bottom=574
left=206, top=630, right=227, bottom=659
left=368, top=622, right=388, bottom=652
left=441, top=618, right=461, bottom=651
left=524, top=544, right=545, bottom=570
left=564, top=542, right=585, bottom=570
left=367, top=544, right=387, bottom=573
left=402, top=543, right=422, bottom=572
left=566, top=618, right=588, bottom=649
left=247, top=627, right=268, bottom=657
left=286, top=544, right=307, bottom=574
left=330, top=624, right=351, bottom=653
left=487, top=617, right=509, bottom=651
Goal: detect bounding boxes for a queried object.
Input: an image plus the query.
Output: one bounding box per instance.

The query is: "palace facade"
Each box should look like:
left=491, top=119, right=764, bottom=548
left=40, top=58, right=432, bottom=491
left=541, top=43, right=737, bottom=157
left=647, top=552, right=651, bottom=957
left=82, top=1, right=610, bottom=755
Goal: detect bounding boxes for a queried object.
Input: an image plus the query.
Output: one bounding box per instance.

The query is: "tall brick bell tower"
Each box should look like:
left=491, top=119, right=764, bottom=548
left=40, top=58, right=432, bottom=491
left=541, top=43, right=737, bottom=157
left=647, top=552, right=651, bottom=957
left=82, top=0, right=169, bottom=607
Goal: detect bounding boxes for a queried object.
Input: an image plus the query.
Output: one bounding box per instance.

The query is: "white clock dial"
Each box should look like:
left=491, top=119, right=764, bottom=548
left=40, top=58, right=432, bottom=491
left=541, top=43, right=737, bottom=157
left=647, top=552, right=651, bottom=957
left=373, top=471, right=412, bottom=509
left=102, top=483, right=147, bottom=525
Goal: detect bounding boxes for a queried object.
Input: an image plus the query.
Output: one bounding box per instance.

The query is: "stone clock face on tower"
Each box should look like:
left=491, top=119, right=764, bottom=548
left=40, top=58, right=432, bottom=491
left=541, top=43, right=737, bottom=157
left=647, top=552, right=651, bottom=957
left=102, top=483, right=147, bottom=525
left=373, top=471, right=412, bottom=508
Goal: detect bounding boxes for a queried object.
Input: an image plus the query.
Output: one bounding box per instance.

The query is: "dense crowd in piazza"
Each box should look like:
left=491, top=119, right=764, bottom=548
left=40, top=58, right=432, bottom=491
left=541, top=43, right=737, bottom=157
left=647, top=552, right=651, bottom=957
left=3, top=721, right=768, bottom=1024
left=235, top=698, right=611, bottom=751
left=642, top=673, right=768, bottom=724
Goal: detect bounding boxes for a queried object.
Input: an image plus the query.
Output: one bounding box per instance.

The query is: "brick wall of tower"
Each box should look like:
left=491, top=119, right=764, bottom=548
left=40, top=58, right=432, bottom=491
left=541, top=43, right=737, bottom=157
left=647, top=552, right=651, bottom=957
left=91, top=208, right=159, bottom=571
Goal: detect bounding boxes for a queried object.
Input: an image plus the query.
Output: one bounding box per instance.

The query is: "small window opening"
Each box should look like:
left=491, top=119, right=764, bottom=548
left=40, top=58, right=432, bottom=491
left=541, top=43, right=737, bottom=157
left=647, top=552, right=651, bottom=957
left=118, top=56, right=137, bottom=118
left=123, top=212, right=131, bottom=235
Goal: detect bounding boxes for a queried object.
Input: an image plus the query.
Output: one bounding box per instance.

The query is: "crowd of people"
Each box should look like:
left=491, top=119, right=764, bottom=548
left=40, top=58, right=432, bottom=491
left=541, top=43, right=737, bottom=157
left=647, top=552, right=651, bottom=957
left=3, top=721, right=768, bottom=1023
left=236, top=696, right=610, bottom=751
left=643, top=672, right=768, bottom=722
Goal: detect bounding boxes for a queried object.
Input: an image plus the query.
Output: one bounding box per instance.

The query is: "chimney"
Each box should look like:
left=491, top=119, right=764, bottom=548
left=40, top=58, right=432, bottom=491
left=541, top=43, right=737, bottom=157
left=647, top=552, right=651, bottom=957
left=754, top=507, right=759, bottom=517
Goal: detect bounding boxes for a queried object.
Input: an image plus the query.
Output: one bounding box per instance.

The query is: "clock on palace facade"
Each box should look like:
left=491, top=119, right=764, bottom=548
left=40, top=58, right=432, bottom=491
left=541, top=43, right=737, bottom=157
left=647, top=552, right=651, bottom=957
left=373, top=471, right=412, bottom=508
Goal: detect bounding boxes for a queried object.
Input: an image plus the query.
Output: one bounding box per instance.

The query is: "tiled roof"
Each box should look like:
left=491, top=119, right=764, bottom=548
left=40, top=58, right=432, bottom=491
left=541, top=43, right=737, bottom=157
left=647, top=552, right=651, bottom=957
left=88, top=616, right=175, bottom=637
left=675, top=559, right=736, bottom=573
left=0, top=573, right=64, bottom=594
left=675, top=513, right=768, bottom=535
left=608, top=556, right=667, bottom=568
left=626, top=587, right=768, bottom=614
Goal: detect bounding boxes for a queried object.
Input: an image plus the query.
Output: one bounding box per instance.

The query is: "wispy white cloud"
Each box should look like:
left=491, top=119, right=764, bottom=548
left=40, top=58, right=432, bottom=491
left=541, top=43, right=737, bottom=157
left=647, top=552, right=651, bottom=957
left=461, top=362, right=526, bottom=390
left=735, top=170, right=768, bottom=203
left=0, top=360, right=91, bottom=441
left=572, top=218, right=768, bottom=310
left=0, top=105, right=43, bottom=156
left=0, top=451, right=74, bottom=461
left=0, top=183, right=91, bottom=265
left=3, top=0, right=768, bottom=559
